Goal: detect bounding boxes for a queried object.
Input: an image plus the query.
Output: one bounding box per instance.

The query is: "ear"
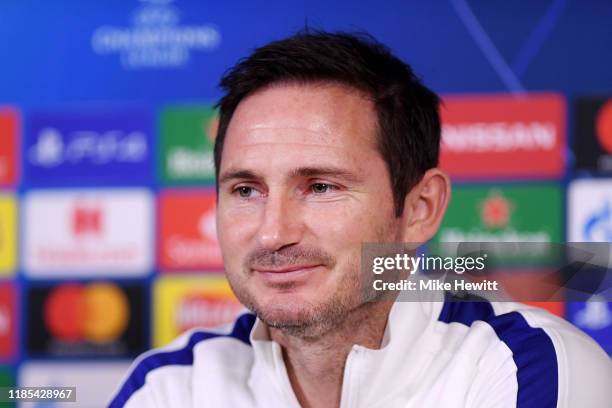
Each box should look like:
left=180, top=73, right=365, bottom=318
left=399, top=168, right=451, bottom=243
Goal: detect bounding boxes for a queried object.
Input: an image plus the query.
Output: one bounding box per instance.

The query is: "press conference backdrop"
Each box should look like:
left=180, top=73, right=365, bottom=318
left=1, top=0, right=612, bottom=406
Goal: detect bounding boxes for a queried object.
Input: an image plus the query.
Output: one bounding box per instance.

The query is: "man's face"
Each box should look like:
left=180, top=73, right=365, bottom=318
left=216, top=83, right=403, bottom=335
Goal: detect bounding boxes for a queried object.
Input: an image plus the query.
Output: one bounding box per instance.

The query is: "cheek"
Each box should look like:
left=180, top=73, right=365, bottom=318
left=216, top=207, right=260, bottom=261
left=305, top=199, right=393, bottom=247
left=305, top=203, right=382, bottom=249
left=307, top=205, right=356, bottom=243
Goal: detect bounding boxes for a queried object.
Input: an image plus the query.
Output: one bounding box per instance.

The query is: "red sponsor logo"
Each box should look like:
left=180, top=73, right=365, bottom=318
left=159, top=191, right=223, bottom=270
left=72, top=205, right=103, bottom=236
left=176, top=294, right=243, bottom=331
left=0, top=109, right=18, bottom=186
left=480, top=191, right=512, bottom=229
left=440, top=93, right=565, bottom=178
left=0, top=284, right=16, bottom=360
left=596, top=99, right=612, bottom=154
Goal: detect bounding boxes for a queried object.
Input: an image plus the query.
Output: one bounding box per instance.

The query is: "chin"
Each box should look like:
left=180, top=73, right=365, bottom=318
left=256, top=293, right=319, bottom=326
left=256, top=288, right=358, bottom=338
left=228, top=274, right=358, bottom=336
left=258, top=305, right=328, bottom=338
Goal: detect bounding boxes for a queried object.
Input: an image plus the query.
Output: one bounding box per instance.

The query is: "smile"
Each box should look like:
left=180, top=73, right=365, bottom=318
left=252, top=264, right=324, bottom=284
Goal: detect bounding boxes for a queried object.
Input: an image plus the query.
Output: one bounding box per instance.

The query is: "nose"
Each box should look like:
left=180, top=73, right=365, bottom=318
left=256, top=191, right=303, bottom=251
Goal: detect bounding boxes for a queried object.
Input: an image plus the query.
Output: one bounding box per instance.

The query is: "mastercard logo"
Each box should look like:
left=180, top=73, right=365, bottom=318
left=596, top=100, right=612, bottom=154
left=43, top=283, right=129, bottom=344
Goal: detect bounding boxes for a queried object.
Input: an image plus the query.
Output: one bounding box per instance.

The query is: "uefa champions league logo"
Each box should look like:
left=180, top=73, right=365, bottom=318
left=91, top=0, right=221, bottom=69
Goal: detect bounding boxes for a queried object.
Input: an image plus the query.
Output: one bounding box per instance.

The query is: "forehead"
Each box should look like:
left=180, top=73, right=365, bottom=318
left=222, top=83, right=379, bottom=167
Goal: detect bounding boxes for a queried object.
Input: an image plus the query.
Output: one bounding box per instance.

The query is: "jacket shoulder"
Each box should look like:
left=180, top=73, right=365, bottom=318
left=107, top=313, right=256, bottom=407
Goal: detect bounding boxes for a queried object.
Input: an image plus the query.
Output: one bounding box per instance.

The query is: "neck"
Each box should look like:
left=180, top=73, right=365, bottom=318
left=269, top=301, right=394, bottom=408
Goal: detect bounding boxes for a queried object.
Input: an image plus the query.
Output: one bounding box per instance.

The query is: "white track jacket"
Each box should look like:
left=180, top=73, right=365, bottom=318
left=109, top=292, right=612, bottom=407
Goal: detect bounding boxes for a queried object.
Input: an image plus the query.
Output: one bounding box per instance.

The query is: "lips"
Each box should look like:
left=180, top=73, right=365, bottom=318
left=251, top=264, right=323, bottom=285
left=252, top=264, right=322, bottom=274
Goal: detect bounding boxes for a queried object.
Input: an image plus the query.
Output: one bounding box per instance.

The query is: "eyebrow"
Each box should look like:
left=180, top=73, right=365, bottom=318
left=218, top=169, right=261, bottom=185
left=289, top=166, right=362, bottom=182
left=218, top=166, right=363, bottom=185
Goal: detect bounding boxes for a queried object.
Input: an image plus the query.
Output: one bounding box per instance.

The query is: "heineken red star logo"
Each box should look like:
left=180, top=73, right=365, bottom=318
left=480, top=191, right=512, bottom=228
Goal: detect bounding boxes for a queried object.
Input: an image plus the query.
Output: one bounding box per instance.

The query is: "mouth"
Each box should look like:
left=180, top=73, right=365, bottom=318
left=251, top=264, right=324, bottom=285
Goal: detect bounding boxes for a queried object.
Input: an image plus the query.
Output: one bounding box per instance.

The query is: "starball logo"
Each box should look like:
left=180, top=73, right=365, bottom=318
left=91, top=0, right=221, bottom=69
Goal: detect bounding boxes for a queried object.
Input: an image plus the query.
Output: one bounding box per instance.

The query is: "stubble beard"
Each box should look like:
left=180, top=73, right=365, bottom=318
left=226, top=221, right=397, bottom=339
left=227, top=247, right=389, bottom=339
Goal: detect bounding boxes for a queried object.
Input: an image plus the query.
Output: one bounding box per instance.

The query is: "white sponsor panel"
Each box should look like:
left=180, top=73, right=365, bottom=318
left=568, top=179, right=612, bottom=242
left=18, top=361, right=131, bottom=408
left=24, top=189, right=153, bottom=277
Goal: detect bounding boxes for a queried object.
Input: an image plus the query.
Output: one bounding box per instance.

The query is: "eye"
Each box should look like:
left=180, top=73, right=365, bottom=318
left=236, top=186, right=254, bottom=198
left=311, top=183, right=334, bottom=194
